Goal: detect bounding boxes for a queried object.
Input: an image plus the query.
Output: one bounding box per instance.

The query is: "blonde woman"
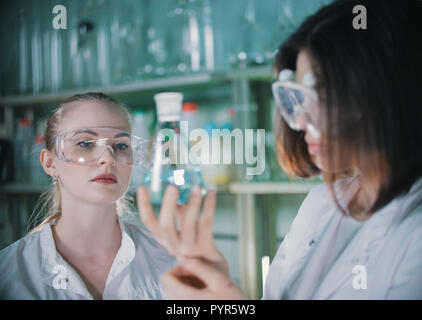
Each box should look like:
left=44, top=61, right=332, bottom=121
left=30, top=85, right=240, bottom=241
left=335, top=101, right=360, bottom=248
left=0, top=93, right=179, bottom=299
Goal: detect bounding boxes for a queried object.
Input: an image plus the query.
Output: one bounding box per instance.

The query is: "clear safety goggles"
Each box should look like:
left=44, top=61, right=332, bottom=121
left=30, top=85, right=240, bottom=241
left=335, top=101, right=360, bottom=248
left=54, top=127, right=149, bottom=167
left=272, top=69, right=321, bottom=138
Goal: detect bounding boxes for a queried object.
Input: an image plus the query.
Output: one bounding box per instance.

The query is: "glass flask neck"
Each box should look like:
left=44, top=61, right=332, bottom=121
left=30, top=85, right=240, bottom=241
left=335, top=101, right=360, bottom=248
left=154, top=118, right=181, bottom=133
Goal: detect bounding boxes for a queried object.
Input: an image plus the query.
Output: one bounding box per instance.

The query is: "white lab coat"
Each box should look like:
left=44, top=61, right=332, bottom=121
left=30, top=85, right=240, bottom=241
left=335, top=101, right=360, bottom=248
left=0, top=216, right=177, bottom=299
left=264, top=176, right=422, bottom=299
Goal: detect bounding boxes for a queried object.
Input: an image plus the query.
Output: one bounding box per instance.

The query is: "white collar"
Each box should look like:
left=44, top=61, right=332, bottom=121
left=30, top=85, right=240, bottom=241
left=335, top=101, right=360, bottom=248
left=39, top=215, right=136, bottom=298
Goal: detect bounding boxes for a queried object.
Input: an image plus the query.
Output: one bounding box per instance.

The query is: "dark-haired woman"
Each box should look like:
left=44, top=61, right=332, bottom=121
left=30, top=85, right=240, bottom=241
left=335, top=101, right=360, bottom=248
left=138, top=0, right=422, bottom=299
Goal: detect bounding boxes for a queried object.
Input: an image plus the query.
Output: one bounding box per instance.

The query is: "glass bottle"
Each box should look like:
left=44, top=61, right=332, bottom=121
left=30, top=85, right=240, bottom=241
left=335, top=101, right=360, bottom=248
left=229, top=0, right=270, bottom=68
left=167, top=0, right=218, bottom=74
left=264, top=0, right=293, bottom=62
left=30, top=1, right=43, bottom=94
left=110, top=0, right=146, bottom=84
left=46, top=0, right=75, bottom=92
left=41, top=0, right=53, bottom=92
left=70, top=0, right=99, bottom=88
left=142, top=0, right=171, bottom=78
left=167, top=0, right=201, bottom=74
left=96, top=0, right=111, bottom=87
left=143, top=92, right=207, bottom=205
left=18, top=7, right=31, bottom=94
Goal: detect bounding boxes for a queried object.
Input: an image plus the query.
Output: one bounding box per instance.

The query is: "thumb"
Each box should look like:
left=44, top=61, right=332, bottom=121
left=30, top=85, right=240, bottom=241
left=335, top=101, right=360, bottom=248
left=179, top=257, right=233, bottom=292
left=161, top=267, right=208, bottom=300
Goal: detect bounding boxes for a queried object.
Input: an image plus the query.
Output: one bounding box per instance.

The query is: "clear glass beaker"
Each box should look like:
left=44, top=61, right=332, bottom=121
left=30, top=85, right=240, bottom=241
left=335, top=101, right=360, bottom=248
left=143, top=92, right=207, bottom=205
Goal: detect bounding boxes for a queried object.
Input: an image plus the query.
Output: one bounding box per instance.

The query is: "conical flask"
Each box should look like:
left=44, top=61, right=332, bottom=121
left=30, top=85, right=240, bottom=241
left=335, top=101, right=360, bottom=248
left=143, top=92, right=207, bottom=205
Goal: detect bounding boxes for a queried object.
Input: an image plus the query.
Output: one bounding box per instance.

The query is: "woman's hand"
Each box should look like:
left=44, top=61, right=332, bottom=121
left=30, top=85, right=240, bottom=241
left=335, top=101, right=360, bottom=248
left=137, top=184, right=229, bottom=277
left=161, top=256, right=248, bottom=300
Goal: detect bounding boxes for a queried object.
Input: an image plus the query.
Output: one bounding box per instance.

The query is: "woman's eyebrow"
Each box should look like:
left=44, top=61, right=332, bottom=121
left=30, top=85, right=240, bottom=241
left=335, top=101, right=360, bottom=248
left=114, top=132, right=130, bottom=138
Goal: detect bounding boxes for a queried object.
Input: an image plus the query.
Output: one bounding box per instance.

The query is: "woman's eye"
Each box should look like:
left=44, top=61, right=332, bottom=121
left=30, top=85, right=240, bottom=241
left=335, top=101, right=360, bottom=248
left=76, top=140, right=94, bottom=148
left=114, top=143, right=129, bottom=151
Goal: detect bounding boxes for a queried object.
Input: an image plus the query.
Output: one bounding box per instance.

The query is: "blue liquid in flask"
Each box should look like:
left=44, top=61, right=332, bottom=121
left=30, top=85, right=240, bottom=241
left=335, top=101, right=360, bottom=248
left=143, top=93, right=207, bottom=205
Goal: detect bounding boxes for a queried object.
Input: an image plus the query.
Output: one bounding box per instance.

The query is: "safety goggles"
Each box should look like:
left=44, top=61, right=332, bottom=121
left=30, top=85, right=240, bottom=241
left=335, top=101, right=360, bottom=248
left=54, top=127, right=149, bottom=167
left=272, top=69, right=321, bottom=138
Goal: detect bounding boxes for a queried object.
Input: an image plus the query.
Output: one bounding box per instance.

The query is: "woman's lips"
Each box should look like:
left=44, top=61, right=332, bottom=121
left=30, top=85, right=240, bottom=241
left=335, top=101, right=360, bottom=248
left=92, top=179, right=117, bottom=184
left=91, top=174, right=117, bottom=184
left=307, top=144, right=320, bottom=155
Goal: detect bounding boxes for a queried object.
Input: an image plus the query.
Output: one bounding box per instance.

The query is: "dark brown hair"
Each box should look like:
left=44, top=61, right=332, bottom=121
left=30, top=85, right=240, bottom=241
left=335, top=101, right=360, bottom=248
left=274, top=0, right=422, bottom=215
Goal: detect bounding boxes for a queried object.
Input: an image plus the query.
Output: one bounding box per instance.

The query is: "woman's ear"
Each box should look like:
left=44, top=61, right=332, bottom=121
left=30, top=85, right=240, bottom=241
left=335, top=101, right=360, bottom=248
left=40, top=148, right=57, bottom=177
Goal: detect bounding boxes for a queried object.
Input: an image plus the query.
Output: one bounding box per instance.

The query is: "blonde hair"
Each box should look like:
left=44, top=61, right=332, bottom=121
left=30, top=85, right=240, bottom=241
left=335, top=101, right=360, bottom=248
left=27, top=92, right=136, bottom=234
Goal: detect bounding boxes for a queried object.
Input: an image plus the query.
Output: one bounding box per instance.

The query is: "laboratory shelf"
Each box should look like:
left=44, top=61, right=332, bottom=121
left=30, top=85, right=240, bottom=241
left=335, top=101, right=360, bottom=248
left=0, top=180, right=318, bottom=195
left=0, top=183, right=50, bottom=194
left=223, top=65, right=274, bottom=81
left=0, top=66, right=273, bottom=107
left=126, top=183, right=229, bottom=195
left=0, top=182, right=228, bottom=195
left=229, top=181, right=321, bottom=194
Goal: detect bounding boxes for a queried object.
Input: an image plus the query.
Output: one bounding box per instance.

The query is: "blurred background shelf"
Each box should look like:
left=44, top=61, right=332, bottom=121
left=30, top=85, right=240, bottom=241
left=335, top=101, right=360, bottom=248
left=0, top=73, right=216, bottom=106
left=0, top=179, right=318, bottom=195
left=223, top=65, right=273, bottom=81
left=229, top=181, right=320, bottom=194
left=0, top=65, right=273, bottom=107
left=0, top=183, right=50, bottom=194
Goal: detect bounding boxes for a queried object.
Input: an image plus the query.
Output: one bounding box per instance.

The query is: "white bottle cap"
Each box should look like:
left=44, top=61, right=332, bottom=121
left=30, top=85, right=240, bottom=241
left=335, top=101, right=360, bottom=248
left=154, top=92, right=184, bottom=121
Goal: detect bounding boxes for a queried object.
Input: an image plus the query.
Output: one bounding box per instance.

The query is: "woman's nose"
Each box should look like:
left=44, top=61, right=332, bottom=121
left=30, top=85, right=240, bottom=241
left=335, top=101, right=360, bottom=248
left=296, top=115, right=308, bottom=132
left=97, top=145, right=116, bottom=166
left=304, top=130, right=320, bottom=145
